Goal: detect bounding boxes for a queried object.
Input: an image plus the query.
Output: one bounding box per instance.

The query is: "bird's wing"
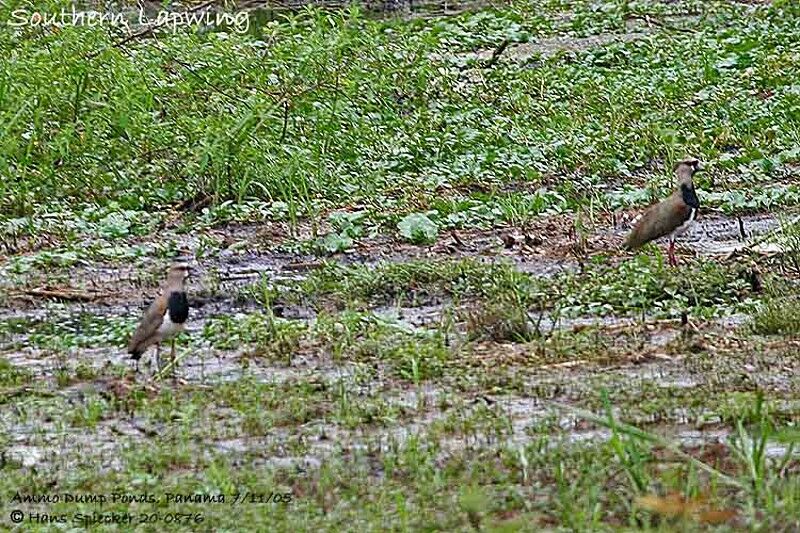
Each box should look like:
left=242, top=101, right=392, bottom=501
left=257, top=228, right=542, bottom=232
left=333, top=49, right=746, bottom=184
left=127, top=294, right=167, bottom=354
left=657, top=200, right=693, bottom=236
left=624, top=202, right=662, bottom=250
left=625, top=196, right=690, bottom=250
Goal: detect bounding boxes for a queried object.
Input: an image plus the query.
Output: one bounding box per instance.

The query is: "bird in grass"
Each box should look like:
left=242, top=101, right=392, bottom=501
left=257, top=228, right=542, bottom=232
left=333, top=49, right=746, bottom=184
left=127, top=263, right=190, bottom=376
left=624, top=158, right=701, bottom=266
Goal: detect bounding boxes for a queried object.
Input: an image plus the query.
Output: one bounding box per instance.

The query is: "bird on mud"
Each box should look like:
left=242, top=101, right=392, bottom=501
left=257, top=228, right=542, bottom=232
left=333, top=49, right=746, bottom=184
left=623, top=158, right=701, bottom=266
left=127, top=263, right=190, bottom=376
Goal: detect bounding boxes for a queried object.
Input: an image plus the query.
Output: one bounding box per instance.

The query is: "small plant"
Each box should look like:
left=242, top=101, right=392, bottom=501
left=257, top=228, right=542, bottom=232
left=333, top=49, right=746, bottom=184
left=728, top=395, right=771, bottom=504
left=751, top=296, right=800, bottom=336
left=398, top=212, right=438, bottom=245
left=316, top=232, right=354, bottom=254
left=0, top=357, right=32, bottom=387
left=315, top=211, right=367, bottom=254
left=603, top=392, right=651, bottom=495
left=203, top=312, right=305, bottom=363
left=70, top=397, right=109, bottom=428
left=775, top=216, right=800, bottom=274
left=458, top=485, right=487, bottom=530
left=464, top=295, right=538, bottom=342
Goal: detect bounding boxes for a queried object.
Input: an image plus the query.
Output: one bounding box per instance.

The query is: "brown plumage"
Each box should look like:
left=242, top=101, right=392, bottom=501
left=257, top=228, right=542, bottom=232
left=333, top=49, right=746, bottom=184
left=128, top=263, right=190, bottom=374
left=624, top=158, right=701, bottom=266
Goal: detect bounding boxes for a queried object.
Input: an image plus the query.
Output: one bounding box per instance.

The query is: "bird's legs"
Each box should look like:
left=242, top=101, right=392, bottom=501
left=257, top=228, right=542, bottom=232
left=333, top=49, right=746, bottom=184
left=667, top=239, right=678, bottom=267
left=153, top=344, right=161, bottom=374
left=170, top=339, right=177, bottom=381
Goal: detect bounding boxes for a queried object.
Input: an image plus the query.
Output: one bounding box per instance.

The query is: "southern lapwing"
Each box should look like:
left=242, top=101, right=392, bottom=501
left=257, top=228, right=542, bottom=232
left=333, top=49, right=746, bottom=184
left=128, top=263, right=190, bottom=375
left=624, top=158, right=701, bottom=266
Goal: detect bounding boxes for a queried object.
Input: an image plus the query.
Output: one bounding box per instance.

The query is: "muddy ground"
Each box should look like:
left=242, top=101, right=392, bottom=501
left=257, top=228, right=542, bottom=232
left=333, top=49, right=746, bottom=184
left=1, top=209, right=790, bottom=458
left=2, top=194, right=800, bottom=530
left=3, top=0, right=800, bottom=527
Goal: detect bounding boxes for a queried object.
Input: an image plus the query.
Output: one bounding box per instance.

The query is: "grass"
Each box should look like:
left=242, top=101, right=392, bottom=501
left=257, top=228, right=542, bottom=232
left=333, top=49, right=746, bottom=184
left=3, top=1, right=800, bottom=224
left=291, top=258, right=532, bottom=306
left=751, top=296, right=800, bottom=336
left=0, top=312, right=135, bottom=351
left=3, top=0, right=800, bottom=530
left=280, top=254, right=759, bottom=319
left=202, top=311, right=305, bottom=362
left=3, top=381, right=800, bottom=529
left=0, top=357, right=32, bottom=387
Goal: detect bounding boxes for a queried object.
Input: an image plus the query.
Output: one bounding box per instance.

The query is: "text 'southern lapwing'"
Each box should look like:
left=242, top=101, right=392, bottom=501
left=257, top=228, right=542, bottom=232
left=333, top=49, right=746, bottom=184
left=127, top=263, right=190, bottom=375
left=624, top=158, right=701, bottom=266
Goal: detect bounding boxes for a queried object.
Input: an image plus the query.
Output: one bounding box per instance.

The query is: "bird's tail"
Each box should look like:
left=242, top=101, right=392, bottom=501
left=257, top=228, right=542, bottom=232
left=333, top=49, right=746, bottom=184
left=623, top=229, right=644, bottom=251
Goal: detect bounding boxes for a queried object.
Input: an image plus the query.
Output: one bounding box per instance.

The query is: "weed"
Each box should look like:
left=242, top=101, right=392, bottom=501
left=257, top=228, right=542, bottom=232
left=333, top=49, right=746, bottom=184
left=202, top=312, right=305, bottom=363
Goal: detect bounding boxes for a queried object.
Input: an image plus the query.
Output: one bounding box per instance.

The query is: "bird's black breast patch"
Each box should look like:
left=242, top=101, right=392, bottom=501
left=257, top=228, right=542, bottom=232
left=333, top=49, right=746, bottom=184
left=167, top=292, right=189, bottom=324
left=681, top=184, right=700, bottom=209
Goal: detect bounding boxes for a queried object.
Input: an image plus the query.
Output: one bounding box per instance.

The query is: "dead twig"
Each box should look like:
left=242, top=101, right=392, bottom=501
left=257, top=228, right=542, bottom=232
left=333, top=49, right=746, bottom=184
left=280, top=100, right=291, bottom=143
left=450, top=229, right=466, bottom=248
left=22, top=287, right=109, bottom=302
left=157, top=192, right=214, bottom=230
left=86, top=0, right=217, bottom=60
left=624, top=13, right=697, bottom=34
left=0, top=387, right=58, bottom=403
left=482, top=39, right=510, bottom=69
left=538, top=359, right=587, bottom=370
